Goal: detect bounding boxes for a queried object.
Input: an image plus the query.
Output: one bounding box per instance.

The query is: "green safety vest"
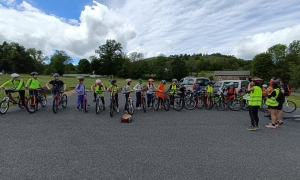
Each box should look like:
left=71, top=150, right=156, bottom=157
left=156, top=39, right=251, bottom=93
left=171, top=84, right=177, bottom=94
left=266, top=88, right=279, bottom=107
left=248, top=86, right=262, bottom=106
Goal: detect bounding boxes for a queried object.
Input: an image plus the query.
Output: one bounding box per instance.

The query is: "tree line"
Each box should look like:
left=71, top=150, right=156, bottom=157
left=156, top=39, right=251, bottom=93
left=0, top=39, right=299, bottom=88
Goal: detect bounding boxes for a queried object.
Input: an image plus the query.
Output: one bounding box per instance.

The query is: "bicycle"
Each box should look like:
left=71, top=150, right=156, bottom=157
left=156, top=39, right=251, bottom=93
left=173, top=93, right=184, bottom=111
left=204, top=94, right=213, bottom=110
left=95, top=91, right=105, bottom=114
left=52, top=90, right=68, bottom=113
left=125, top=93, right=134, bottom=115
left=185, top=92, right=205, bottom=110
left=208, top=88, right=227, bottom=111
left=0, top=87, right=26, bottom=114
left=83, top=91, right=90, bottom=112
left=26, top=88, right=47, bottom=114
left=140, top=90, right=147, bottom=112
left=109, top=90, right=118, bottom=117
left=282, top=97, right=297, bottom=113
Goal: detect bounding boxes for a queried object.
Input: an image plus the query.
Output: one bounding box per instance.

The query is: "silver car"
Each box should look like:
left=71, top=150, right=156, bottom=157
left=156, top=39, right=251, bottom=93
left=178, top=77, right=210, bottom=91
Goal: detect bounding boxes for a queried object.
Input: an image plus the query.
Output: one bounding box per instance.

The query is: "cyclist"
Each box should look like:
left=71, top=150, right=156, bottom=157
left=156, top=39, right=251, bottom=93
left=107, top=79, right=120, bottom=112
left=193, top=82, right=202, bottom=97
left=227, top=82, right=236, bottom=97
left=0, top=73, right=26, bottom=109
left=168, top=78, right=178, bottom=107
left=265, top=80, right=280, bottom=129
left=147, top=78, right=158, bottom=109
left=156, top=80, right=166, bottom=108
left=206, top=81, right=214, bottom=97
left=25, top=72, right=43, bottom=108
left=94, top=79, right=106, bottom=109
left=133, top=78, right=143, bottom=110
left=123, top=79, right=133, bottom=113
left=46, top=73, right=66, bottom=99
left=75, top=77, right=86, bottom=111
left=238, top=85, right=248, bottom=96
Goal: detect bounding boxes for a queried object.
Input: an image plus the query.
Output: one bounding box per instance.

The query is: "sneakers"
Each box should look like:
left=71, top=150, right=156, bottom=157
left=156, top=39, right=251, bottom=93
left=265, top=124, right=277, bottom=129
left=246, top=126, right=256, bottom=131
left=278, top=120, right=283, bottom=125
left=254, top=126, right=259, bottom=130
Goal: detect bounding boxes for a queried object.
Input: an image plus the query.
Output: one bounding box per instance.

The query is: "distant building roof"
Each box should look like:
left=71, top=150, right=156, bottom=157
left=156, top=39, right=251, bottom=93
left=214, top=71, right=250, bottom=76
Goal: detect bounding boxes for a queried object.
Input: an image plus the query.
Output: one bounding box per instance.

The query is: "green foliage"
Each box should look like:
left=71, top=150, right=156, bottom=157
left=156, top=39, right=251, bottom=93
left=77, top=59, right=91, bottom=74
left=171, top=58, right=188, bottom=80
left=48, top=50, right=72, bottom=75
left=251, top=53, right=273, bottom=80
left=198, top=71, right=206, bottom=77
left=209, top=76, right=214, bottom=80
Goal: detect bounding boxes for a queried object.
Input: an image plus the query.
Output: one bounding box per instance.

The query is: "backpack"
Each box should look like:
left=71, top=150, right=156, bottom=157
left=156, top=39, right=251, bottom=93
left=284, top=85, right=292, bottom=96
left=276, top=89, right=285, bottom=102
left=122, top=85, right=127, bottom=94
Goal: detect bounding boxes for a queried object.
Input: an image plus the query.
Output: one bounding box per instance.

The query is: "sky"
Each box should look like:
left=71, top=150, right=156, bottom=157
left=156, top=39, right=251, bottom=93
left=0, top=0, right=300, bottom=64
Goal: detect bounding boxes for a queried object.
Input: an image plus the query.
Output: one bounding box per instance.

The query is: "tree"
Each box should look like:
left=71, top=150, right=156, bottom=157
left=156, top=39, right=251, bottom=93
left=90, top=57, right=102, bottom=75
left=251, top=53, right=274, bottom=80
left=287, top=40, right=300, bottom=88
left=128, top=52, right=144, bottom=62
left=77, top=59, right=91, bottom=74
left=95, top=39, right=123, bottom=75
left=267, top=44, right=287, bottom=64
left=171, top=58, right=188, bottom=80
left=49, top=50, right=72, bottom=75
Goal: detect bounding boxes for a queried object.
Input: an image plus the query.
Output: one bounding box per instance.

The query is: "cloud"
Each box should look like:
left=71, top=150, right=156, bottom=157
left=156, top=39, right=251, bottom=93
left=0, top=1, right=136, bottom=59
left=0, top=0, right=300, bottom=62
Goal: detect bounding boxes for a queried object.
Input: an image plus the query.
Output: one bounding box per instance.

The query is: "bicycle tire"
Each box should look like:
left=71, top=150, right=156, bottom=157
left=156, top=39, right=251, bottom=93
left=17, top=96, right=25, bottom=109
left=142, top=97, right=146, bottom=112
left=52, top=98, right=58, bottom=113
left=228, top=99, right=241, bottom=111
left=96, top=98, right=100, bottom=114
left=240, top=100, right=249, bottom=111
left=196, top=97, right=204, bottom=109
left=0, top=100, right=9, bottom=114
left=216, top=100, right=226, bottom=111
left=40, top=94, right=47, bottom=107
left=283, top=100, right=297, bottom=113
left=205, top=97, right=212, bottom=110
left=26, top=97, right=36, bottom=114
left=61, top=94, right=68, bottom=108
left=127, top=100, right=134, bottom=115
left=163, top=98, right=170, bottom=111
left=185, top=98, right=196, bottom=110
left=84, top=99, right=88, bottom=112
left=173, top=97, right=183, bottom=111
left=153, top=97, right=159, bottom=111
left=110, top=99, right=114, bottom=117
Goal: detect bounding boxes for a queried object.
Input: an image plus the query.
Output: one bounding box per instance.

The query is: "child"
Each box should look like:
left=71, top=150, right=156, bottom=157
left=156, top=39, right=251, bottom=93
left=238, top=85, right=247, bottom=96
left=94, top=79, right=106, bottom=109
left=227, top=83, right=236, bottom=96
left=75, top=77, right=85, bottom=111
left=169, top=78, right=178, bottom=107
left=46, top=73, right=66, bottom=99
left=147, top=78, right=158, bottom=109
left=107, top=79, right=119, bottom=112
left=123, top=79, right=133, bottom=113
left=193, top=83, right=202, bottom=97
left=25, top=71, right=43, bottom=98
left=0, top=73, right=26, bottom=108
left=156, top=80, right=166, bottom=108
left=206, top=82, right=213, bottom=97
left=133, top=78, right=143, bottom=110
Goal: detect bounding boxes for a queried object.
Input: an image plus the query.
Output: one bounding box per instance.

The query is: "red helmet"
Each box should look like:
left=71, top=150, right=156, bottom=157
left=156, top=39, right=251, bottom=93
left=148, top=78, right=154, bottom=82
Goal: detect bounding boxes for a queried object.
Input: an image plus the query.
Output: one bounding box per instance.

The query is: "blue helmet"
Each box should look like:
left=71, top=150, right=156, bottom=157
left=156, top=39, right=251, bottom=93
left=53, top=73, right=60, bottom=77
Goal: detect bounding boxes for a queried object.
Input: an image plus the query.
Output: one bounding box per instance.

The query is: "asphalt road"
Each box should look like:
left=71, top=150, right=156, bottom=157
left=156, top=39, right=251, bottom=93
left=1, top=92, right=300, bottom=180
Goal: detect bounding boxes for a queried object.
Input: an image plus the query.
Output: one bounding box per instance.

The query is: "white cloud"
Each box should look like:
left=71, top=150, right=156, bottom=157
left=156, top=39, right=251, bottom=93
left=0, top=0, right=300, bottom=62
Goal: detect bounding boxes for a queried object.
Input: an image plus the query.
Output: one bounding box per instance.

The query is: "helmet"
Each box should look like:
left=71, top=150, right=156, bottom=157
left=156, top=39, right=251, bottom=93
left=53, top=73, right=60, bottom=77
left=262, top=84, right=268, bottom=88
left=208, top=81, right=214, bottom=84
left=270, top=80, right=279, bottom=85
left=161, top=80, right=166, bottom=85
left=138, top=78, right=143, bottom=82
left=77, top=76, right=84, bottom=81
left=228, top=82, right=234, bottom=86
left=252, top=77, right=263, bottom=82
left=148, top=78, right=154, bottom=82
left=95, top=79, right=101, bottom=85
left=30, top=72, right=38, bottom=76
left=11, top=73, right=19, bottom=78
left=172, top=78, right=177, bottom=82
left=111, top=79, right=117, bottom=84
left=126, top=79, right=132, bottom=83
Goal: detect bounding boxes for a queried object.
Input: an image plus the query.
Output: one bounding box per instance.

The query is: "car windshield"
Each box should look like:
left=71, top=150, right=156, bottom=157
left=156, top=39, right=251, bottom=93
left=196, top=79, right=209, bottom=86
left=213, top=82, right=222, bottom=87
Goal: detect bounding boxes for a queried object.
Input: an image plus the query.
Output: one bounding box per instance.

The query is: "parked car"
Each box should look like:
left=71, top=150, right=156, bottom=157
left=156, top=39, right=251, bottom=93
left=212, top=80, right=250, bottom=94
left=178, top=77, right=210, bottom=91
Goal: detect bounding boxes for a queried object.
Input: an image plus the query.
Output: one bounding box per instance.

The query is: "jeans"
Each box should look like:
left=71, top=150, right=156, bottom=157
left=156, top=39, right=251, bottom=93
left=147, top=93, right=153, bottom=108
left=77, top=95, right=84, bottom=108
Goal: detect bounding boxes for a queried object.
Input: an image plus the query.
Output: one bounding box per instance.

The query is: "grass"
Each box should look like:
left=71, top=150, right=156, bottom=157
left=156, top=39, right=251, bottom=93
left=288, top=95, right=300, bottom=108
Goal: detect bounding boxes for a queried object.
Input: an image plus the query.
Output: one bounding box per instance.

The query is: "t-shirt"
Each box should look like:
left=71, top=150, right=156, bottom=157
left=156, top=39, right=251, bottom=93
left=179, top=87, right=186, bottom=97
left=1, top=79, right=25, bottom=90
left=26, top=78, right=40, bottom=89
left=75, top=83, right=85, bottom=96
left=49, top=80, right=64, bottom=90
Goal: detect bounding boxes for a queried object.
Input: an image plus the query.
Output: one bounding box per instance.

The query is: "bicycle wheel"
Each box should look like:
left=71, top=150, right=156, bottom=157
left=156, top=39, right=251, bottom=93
left=0, top=100, right=9, bottom=114
left=228, top=99, right=241, bottom=111
left=240, top=100, right=249, bottom=111
left=142, top=97, right=146, bottom=112
left=52, top=98, right=58, bottom=113
left=205, top=97, right=212, bottom=110
left=163, top=98, right=170, bottom=111
left=282, top=100, right=297, bottom=113
left=109, top=100, right=114, bottom=117
left=153, top=97, right=159, bottom=111
left=17, top=96, right=25, bottom=109
left=127, top=100, right=134, bottom=115
left=96, top=98, right=100, bottom=114
left=185, top=98, right=196, bottom=110
left=216, top=100, right=226, bottom=111
left=26, top=97, right=36, bottom=114
left=173, top=97, right=183, bottom=111
left=40, top=94, right=47, bottom=107
left=84, top=99, right=88, bottom=112
left=61, top=94, right=68, bottom=108
left=196, top=97, right=204, bottom=109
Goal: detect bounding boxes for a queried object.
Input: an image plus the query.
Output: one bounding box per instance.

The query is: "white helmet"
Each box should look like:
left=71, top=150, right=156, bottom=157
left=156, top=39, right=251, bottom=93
left=126, top=79, right=132, bottom=83
left=95, top=79, right=102, bottom=85
left=11, top=73, right=19, bottom=78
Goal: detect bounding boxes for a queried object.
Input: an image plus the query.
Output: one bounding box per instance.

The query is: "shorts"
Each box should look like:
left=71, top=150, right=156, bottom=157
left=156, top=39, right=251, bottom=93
left=277, top=101, right=283, bottom=110
left=268, top=106, right=278, bottom=109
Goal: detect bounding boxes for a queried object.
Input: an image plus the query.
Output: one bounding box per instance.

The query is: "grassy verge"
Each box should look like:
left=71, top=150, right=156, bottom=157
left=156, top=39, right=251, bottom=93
left=288, top=95, right=300, bottom=108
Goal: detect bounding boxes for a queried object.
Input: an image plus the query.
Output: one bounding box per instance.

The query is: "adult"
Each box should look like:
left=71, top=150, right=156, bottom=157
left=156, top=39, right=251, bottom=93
left=246, top=77, right=263, bottom=131
left=277, top=78, right=286, bottom=125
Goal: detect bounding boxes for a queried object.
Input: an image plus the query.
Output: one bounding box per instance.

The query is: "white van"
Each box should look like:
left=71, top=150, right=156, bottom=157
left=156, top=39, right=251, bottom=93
left=212, top=80, right=250, bottom=94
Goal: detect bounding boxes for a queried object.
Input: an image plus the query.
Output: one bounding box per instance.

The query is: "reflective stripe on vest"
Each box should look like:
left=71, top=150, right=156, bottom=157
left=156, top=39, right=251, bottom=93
left=248, top=86, right=262, bottom=106
left=266, top=88, right=279, bottom=107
